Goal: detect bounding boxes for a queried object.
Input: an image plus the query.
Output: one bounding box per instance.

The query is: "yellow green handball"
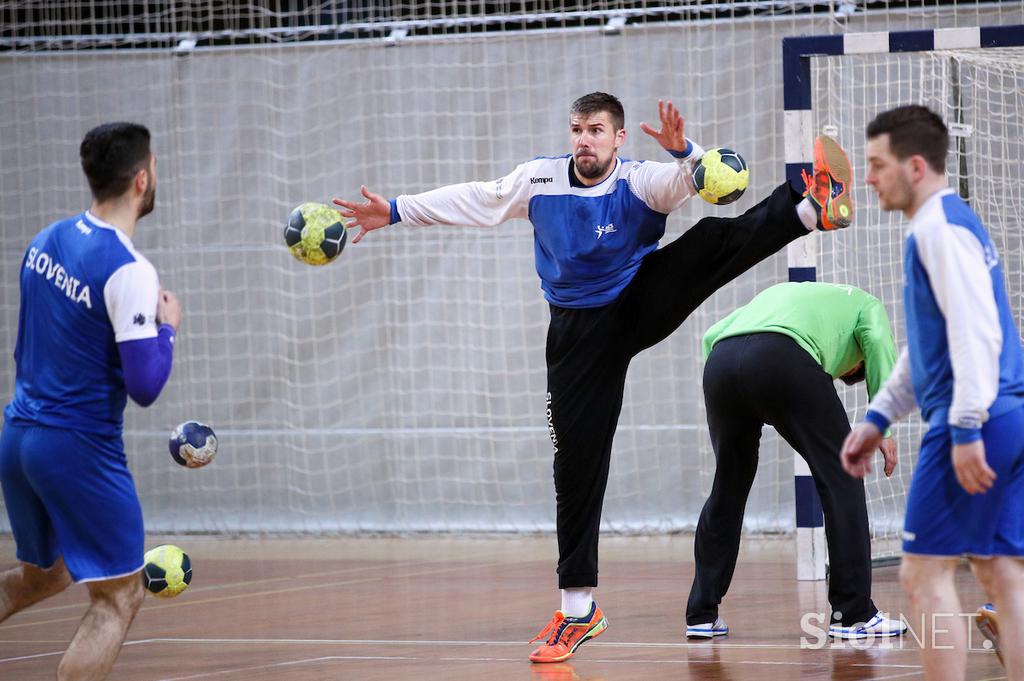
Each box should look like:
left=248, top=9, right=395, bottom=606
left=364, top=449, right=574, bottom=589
left=284, top=202, right=348, bottom=266
left=692, top=147, right=749, bottom=206
left=141, top=544, right=192, bottom=598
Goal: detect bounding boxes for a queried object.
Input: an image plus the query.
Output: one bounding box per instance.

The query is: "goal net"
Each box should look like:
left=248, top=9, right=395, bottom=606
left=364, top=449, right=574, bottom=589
left=811, top=45, right=1024, bottom=558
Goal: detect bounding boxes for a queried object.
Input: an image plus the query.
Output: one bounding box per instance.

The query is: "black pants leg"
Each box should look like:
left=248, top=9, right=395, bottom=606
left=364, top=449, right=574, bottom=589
left=686, top=334, right=876, bottom=626
left=754, top=338, right=877, bottom=626
left=548, top=183, right=808, bottom=590
left=687, top=336, right=765, bottom=625
left=547, top=303, right=631, bottom=589
left=625, top=182, right=808, bottom=353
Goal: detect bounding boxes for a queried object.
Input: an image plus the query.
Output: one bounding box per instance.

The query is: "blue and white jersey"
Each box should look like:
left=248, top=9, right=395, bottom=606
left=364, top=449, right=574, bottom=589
left=869, top=189, right=1024, bottom=439
left=5, top=211, right=161, bottom=436
left=395, top=143, right=702, bottom=308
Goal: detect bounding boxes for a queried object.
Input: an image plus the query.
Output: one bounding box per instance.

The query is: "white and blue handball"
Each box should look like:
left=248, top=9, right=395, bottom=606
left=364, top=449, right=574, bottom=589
left=168, top=421, right=218, bottom=468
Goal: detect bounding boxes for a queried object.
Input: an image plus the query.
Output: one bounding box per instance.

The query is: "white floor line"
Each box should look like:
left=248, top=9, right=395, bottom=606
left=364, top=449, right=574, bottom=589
left=12, top=562, right=391, bottom=616
left=0, top=637, right=152, bottom=664
left=851, top=662, right=923, bottom=669
left=441, top=656, right=830, bottom=666
left=869, top=671, right=925, bottom=681
left=0, top=636, right=946, bottom=672
left=0, top=650, right=65, bottom=663
left=152, top=653, right=909, bottom=680
left=155, top=655, right=416, bottom=681
left=0, top=560, right=508, bottom=632
left=127, top=636, right=926, bottom=653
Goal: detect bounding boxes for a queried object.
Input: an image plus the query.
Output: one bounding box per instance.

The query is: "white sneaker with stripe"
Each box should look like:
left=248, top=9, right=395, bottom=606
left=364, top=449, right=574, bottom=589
left=829, top=612, right=906, bottom=639
left=686, top=617, right=729, bottom=639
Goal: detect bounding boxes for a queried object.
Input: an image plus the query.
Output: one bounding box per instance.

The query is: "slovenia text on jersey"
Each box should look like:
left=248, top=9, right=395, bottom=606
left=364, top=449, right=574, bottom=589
left=5, top=212, right=161, bottom=436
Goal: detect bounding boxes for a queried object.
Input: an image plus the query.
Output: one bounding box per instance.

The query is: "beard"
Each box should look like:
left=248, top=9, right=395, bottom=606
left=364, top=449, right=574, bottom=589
left=574, top=153, right=612, bottom=180
left=138, top=181, right=156, bottom=219
left=879, top=173, right=915, bottom=212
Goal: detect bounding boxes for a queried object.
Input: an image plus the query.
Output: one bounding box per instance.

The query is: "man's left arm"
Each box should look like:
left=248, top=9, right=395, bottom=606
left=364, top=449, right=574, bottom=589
left=856, top=296, right=899, bottom=403
left=629, top=99, right=704, bottom=213
left=915, top=223, right=1002, bottom=443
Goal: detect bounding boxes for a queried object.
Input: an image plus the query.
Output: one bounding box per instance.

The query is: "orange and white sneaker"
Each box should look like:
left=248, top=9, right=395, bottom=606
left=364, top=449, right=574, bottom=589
left=529, top=602, right=608, bottom=663
left=976, top=603, right=1003, bottom=666
left=800, top=134, right=853, bottom=230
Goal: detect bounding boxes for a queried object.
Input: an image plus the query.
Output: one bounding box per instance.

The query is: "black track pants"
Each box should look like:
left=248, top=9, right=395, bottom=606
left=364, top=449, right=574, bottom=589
left=546, top=183, right=808, bottom=589
left=685, top=333, right=877, bottom=626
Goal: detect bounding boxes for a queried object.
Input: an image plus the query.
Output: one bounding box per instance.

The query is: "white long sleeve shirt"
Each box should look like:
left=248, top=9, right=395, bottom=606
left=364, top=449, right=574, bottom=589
left=867, top=188, right=1024, bottom=443
left=392, top=142, right=704, bottom=308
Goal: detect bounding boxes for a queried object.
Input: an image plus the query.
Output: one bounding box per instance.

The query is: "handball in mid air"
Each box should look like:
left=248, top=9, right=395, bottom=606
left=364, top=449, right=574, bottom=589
left=141, top=544, right=192, bottom=598
left=284, top=202, right=347, bottom=266
left=168, top=421, right=217, bottom=468
left=691, top=148, right=749, bottom=206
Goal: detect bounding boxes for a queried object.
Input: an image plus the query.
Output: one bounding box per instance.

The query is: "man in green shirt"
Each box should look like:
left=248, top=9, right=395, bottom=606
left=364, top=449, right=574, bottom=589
left=685, top=281, right=906, bottom=639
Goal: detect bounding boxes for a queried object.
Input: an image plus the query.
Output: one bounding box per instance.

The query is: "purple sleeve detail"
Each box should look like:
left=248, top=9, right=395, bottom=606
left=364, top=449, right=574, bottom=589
left=118, top=324, right=175, bottom=407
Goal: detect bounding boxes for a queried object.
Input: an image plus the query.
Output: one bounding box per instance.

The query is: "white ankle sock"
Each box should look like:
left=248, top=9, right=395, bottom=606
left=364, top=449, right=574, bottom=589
left=560, top=588, right=593, bottom=618
left=797, top=197, right=817, bottom=231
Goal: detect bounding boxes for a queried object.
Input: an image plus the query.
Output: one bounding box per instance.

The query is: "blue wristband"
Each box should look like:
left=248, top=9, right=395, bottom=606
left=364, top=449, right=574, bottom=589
left=864, top=409, right=891, bottom=434
left=951, top=426, right=983, bottom=445
left=388, top=199, right=401, bottom=225
left=158, top=323, right=176, bottom=344
left=667, top=139, right=693, bottom=159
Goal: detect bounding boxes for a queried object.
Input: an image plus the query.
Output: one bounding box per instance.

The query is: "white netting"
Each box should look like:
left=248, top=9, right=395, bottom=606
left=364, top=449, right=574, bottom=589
left=0, top=3, right=1022, bottom=535
left=812, top=45, right=1024, bottom=558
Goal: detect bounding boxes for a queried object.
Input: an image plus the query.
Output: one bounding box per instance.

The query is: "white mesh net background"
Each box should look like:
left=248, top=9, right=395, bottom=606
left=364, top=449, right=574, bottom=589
left=812, top=45, right=1024, bottom=557
left=0, top=3, right=1021, bottom=541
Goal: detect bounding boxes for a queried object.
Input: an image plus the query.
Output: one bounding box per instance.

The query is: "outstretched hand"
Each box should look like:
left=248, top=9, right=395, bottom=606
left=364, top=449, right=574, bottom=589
left=332, top=185, right=391, bottom=244
left=639, top=99, right=687, bottom=154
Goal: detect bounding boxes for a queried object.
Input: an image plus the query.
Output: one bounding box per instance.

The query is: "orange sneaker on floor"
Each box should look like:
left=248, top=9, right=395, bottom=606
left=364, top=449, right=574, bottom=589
left=529, top=602, right=608, bottom=663
left=800, top=134, right=854, bottom=230
left=976, top=603, right=1003, bottom=666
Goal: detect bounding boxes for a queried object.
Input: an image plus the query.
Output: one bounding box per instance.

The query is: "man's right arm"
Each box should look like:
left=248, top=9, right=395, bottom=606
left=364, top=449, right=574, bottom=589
left=105, top=260, right=178, bottom=407
left=394, top=162, right=533, bottom=228
left=864, top=346, right=916, bottom=432
left=335, top=163, right=534, bottom=243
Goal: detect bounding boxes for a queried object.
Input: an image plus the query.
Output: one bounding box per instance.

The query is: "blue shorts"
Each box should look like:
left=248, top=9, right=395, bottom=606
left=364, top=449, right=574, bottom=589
left=903, top=406, right=1024, bottom=557
left=0, top=422, right=144, bottom=582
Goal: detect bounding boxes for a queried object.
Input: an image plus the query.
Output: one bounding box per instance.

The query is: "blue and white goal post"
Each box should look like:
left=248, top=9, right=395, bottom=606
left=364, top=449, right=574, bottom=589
left=782, top=24, right=1024, bottom=581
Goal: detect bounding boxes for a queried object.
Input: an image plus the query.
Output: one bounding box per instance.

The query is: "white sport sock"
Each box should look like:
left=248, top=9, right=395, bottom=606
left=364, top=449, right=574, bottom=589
left=560, top=587, right=593, bottom=618
left=797, top=197, right=818, bottom=231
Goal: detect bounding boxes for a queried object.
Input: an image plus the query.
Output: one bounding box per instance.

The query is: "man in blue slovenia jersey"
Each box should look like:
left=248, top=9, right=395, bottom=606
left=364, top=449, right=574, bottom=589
left=336, top=92, right=853, bottom=663
left=0, top=122, right=180, bottom=680
left=842, top=106, right=1024, bottom=681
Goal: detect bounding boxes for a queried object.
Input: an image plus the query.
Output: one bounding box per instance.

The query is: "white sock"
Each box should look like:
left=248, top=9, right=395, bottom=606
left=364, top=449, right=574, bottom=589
left=560, top=587, right=593, bottom=618
left=797, top=197, right=818, bottom=231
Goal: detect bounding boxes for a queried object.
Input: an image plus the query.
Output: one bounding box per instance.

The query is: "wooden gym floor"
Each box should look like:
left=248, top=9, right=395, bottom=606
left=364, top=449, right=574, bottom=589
left=0, top=535, right=1006, bottom=681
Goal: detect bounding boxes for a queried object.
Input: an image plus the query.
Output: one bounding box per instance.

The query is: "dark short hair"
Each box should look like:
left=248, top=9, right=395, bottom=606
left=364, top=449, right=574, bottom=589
left=839, top=362, right=866, bottom=386
left=866, top=105, right=948, bottom=173
left=570, top=92, right=625, bottom=131
left=79, top=122, right=152, bottom=202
